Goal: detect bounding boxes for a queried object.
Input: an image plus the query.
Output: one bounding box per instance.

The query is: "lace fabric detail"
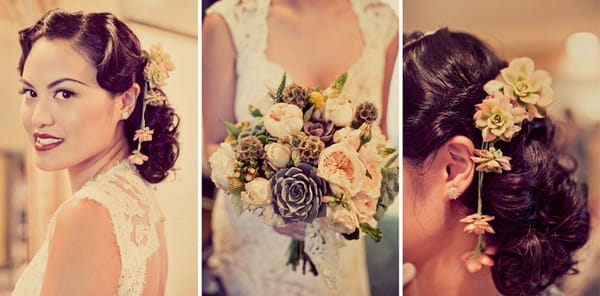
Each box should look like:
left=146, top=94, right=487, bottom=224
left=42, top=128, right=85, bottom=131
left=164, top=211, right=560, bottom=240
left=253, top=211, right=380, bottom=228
left=304, top=219, right=344, bottom=289
left=12, top=161, right=164, bottom=296
left=206, top=0, right=396, bottom=294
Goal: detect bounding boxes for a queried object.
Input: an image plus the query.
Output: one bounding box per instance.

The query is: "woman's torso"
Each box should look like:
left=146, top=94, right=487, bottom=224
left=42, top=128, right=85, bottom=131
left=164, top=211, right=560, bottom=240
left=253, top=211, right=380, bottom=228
left=206, top=0, right=397, bottom=295
left=12, top=161, right=167, bottom=296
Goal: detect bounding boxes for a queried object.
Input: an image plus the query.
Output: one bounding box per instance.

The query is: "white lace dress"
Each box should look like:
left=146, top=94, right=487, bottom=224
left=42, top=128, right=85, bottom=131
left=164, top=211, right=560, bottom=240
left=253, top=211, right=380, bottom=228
left=12, top=161, right=165, bottom=296
left=206, top=0, right=398, bottom=295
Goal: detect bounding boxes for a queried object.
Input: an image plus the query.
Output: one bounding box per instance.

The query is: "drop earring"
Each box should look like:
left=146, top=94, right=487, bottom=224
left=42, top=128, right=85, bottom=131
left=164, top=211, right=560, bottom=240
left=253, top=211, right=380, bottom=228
left=448, top=186, right=460, bottom=200
left=121, top=111, right=129, bottom=120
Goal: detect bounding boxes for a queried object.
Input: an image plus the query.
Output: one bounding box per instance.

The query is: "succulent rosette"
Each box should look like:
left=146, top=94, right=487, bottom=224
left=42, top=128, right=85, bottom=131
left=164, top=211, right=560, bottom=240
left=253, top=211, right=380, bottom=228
left=474, top=91, right=527, bottom=142
left=270, top=163, right=327, bottom=224
left=483, top=57, right=554, bottom=120
left=303, top=119, right=335, bottom=144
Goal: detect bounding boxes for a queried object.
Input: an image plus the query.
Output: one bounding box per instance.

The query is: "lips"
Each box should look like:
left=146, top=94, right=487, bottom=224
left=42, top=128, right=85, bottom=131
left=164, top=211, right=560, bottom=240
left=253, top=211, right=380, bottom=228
left=33, top=133, right=64, bottom=151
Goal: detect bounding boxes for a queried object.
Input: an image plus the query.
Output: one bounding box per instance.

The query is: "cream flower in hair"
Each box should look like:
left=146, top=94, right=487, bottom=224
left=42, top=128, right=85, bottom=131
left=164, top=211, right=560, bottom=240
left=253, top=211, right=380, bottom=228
left=471, top=147, right=511, bottom=173
left=460, top=213, right=496, bottom=235
left=484, top=57, right=555, bottom=120
left=474, top=91, right=527, bottom=142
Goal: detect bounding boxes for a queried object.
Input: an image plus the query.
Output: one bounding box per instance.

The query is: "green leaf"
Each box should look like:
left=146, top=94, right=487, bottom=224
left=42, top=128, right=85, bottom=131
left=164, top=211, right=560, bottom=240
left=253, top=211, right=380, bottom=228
left=331, top=72, right=348, bottom=92
left=249, top=105, right=263, bottom=117
left=379, top=147, right=397, bottom=157
left=220, top=120, right=242, bottom=137
left=385, top=153, right=399, bottom=169
left=360, top=223, right=382, bottom=242
left=257, top=135, right=268, bottom=145
left=276, top=73, right=287, bottom=102
left=303, top=105, right=315, bottom=121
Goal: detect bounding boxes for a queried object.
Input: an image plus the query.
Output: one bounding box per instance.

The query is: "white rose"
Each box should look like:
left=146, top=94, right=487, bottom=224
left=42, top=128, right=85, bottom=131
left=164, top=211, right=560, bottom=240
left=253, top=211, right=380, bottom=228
left=208, top=143, right=237, bottom=190
left=324, top=203, right=359, bottom=234
left=264, top=103, right=303, bottom=139
left=260, top=204, right=285, bottom=226
left=240, top=177, right=272, bottom=205
left=323, top=96, right=353, bottom=127
left=265, top=143, right=291, bottom=168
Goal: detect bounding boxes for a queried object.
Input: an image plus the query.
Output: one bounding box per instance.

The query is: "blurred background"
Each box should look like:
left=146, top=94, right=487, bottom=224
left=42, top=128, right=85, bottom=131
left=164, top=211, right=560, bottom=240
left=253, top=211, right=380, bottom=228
left=0, top=0, right=197, bottom=295
left=405, top=0, right=600, bottom=295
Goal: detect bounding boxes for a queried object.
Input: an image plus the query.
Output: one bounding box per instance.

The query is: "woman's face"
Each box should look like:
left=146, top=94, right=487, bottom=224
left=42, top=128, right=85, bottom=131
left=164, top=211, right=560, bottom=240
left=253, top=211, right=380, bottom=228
left=20, top=38, right=122, bottom=172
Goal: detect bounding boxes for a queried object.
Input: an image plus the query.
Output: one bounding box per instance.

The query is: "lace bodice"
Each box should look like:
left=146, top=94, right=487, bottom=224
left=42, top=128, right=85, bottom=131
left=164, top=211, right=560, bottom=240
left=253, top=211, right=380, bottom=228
left=206, top=0, right=397, bottom=295
left=208, top=0, right=398, bottom=124
left=12, top=161, right=165, bottom=296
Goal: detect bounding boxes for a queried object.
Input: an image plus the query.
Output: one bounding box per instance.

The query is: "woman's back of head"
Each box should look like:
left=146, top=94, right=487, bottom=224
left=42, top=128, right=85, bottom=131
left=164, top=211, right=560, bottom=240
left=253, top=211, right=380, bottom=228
left=403, top=28, right=590, bottom=296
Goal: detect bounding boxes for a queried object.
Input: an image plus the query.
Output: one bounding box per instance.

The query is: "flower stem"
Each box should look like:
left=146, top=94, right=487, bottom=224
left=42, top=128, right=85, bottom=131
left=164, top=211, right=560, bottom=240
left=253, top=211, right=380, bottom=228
left=137, top=82, right=149, bottom=152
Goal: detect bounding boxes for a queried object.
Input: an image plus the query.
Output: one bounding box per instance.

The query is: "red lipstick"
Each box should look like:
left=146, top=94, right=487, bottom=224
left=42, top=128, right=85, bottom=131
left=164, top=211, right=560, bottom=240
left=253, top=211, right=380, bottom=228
left=33, top=133, right=64, bottom=151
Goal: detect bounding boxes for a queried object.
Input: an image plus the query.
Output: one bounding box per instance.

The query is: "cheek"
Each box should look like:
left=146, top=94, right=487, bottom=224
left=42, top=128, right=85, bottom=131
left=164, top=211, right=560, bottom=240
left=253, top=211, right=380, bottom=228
left=20, top=102, right=32, bottom=131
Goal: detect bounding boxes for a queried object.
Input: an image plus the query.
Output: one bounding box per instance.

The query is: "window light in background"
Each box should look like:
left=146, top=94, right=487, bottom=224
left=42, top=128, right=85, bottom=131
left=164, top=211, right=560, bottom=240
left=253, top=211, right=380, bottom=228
left=566, top=32, right=599, bottom=60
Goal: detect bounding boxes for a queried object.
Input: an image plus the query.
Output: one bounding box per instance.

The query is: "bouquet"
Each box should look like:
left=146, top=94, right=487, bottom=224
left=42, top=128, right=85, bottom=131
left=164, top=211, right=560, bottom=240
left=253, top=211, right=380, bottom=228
left=209, top=73, right=398, bottom=278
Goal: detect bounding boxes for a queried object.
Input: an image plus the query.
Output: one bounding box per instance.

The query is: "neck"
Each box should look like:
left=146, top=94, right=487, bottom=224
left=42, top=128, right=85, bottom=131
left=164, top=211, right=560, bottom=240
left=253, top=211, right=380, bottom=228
left=67, top=137, right=130, bottom=192
left=405, top=207, right=502, bottom=296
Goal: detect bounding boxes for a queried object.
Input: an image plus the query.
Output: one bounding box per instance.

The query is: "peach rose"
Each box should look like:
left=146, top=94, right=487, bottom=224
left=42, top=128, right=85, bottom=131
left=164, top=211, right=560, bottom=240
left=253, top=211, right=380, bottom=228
left=317, top=142, right=365, bottom=196
left=351, top=192, right=379, bottom=223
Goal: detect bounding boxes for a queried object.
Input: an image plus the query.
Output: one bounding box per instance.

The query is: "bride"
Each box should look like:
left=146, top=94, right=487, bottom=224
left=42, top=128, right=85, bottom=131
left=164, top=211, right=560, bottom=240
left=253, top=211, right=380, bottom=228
left=203, top=0, right=398, bottom=294
left=13, top=10, right=179, bottom=295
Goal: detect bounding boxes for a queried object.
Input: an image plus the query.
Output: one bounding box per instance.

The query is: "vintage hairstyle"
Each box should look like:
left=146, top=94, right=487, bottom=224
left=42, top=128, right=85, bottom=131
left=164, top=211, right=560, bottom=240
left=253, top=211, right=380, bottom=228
left=17, top=9, right=179, bottom=183
left=403, top=29, right=590, bottom=295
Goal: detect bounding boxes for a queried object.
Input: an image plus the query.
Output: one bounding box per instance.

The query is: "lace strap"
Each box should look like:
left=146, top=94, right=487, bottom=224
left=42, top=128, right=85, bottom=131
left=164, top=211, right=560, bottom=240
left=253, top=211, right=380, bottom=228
left=205, top=0, right=271, bottom=57
left=351, top=0, right=399, bottom=50
left=70, top=164, right=160, bottom=295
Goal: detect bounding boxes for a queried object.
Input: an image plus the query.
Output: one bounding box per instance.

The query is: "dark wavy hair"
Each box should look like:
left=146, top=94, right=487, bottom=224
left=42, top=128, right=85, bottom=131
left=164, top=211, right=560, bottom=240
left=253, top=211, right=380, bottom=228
left=404, top=29, right=590, bottom=296
left=17, top=9, right=180, bottom=183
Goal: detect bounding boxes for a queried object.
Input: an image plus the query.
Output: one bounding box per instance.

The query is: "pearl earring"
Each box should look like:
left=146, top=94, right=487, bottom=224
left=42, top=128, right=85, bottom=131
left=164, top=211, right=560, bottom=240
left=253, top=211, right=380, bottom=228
left=448, top=186, right=461, bottom=200
left=121, top=111, right=129, bottom=120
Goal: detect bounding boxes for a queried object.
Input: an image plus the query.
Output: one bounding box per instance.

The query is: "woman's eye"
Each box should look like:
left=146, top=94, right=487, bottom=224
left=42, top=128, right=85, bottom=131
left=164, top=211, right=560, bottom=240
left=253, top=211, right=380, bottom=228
left=19, top=89, right=37, bottom=99
left=54, top=90, right=75, bottom=100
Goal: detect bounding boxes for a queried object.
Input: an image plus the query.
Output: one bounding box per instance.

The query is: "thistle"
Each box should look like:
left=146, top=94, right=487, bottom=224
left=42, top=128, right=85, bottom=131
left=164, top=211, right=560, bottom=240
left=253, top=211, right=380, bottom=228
left=297, top=136, right=325, bottom=165
left=352, top=102, right=378, bottom=128
left=236, top=136, right=265, bottom=163
left=282, top=84, right=309, bottom=109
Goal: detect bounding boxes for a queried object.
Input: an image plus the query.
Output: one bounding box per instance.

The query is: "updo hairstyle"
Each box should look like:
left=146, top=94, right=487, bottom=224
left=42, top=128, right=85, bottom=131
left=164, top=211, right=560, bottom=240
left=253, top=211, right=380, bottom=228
left=403, top=28, right=590, bottom=296
left=17, top=9, right=179, bottom=183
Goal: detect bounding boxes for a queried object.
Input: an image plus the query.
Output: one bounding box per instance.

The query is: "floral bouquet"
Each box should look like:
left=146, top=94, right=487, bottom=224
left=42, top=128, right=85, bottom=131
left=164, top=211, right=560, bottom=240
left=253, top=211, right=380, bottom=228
left=209, top=73, right=398, bottom=277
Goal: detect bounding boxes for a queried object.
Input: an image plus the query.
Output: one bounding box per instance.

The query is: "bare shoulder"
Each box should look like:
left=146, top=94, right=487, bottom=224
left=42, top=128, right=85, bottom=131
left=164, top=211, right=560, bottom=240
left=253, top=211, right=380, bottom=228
left=41, top=197, right=120, bottom=295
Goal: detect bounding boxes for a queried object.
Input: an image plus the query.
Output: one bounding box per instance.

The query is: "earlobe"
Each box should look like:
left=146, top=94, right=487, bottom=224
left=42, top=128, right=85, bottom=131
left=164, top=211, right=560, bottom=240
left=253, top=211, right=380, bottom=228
left=115, top=83, right=141, bottom=117
left=443, top=136, right=475, bottom=199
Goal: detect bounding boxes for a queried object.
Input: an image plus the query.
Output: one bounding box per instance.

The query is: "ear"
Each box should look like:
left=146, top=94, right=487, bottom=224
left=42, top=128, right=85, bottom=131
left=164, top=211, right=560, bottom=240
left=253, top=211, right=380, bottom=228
left=113, top=83, right=141, bottom=119
left=438, top=136, right=475, bottom=199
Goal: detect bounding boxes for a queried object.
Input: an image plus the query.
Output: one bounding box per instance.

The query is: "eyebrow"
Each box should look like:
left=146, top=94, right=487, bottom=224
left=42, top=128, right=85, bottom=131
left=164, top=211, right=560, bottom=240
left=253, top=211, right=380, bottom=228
left=19, top=78, right=91, bottom=89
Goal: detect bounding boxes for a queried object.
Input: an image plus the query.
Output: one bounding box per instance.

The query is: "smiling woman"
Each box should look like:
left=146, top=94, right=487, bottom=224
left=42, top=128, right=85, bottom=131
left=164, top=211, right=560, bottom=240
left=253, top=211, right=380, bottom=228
left=12, top=9, right=180, bottom=296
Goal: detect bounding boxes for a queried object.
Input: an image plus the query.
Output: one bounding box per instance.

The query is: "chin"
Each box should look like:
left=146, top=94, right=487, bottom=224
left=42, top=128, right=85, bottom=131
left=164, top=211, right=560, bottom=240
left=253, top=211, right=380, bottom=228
left=33, top=155, right=67, bottom=172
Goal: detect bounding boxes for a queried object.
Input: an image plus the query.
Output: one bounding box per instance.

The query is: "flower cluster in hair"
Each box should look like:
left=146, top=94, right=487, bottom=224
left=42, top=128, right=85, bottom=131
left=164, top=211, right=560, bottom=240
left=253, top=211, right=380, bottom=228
left=128, top=44, right=175, bottom=165
left=461, top=57, right=555, bottom=272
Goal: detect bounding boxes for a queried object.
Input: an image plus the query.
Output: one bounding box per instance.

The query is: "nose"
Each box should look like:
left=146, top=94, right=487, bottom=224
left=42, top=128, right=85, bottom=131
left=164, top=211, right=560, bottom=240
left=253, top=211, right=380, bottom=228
left=30, top=98, right=54, bottom=128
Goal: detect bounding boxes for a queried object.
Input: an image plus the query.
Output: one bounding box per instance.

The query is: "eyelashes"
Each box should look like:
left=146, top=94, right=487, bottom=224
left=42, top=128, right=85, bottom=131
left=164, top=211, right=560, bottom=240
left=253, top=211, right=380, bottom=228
left=17, top=88, right=77, bottom=100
